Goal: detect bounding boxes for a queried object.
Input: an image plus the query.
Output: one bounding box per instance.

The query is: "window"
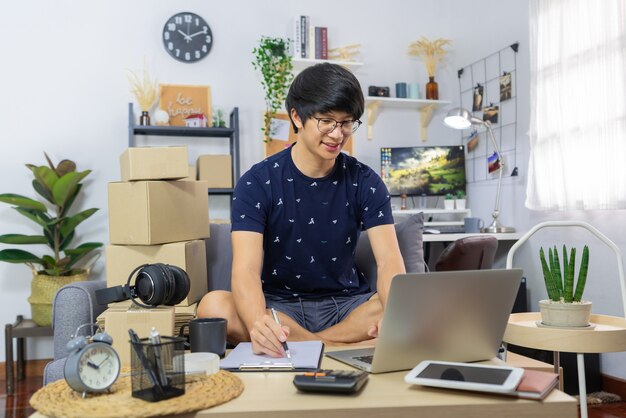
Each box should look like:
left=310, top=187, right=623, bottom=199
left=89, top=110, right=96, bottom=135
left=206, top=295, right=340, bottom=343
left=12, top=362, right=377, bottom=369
left=527, top=0, right=626, bottom=210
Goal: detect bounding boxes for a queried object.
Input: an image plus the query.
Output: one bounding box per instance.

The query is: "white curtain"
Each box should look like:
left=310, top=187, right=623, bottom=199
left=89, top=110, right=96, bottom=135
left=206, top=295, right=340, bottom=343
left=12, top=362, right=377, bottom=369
left=527, top=0, right=626, bottom=210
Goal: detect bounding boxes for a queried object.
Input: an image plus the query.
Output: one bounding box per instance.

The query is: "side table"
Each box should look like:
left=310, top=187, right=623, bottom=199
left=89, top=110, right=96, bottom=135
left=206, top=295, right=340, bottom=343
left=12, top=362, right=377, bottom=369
left=4, top=315, right=53, bottom=395
left=504, top=312, right=626, bottom=418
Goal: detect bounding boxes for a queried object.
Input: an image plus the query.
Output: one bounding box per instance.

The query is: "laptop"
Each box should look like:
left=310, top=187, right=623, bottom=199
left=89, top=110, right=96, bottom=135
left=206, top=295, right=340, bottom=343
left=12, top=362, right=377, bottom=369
left=325, top=268, right=523, bottom=374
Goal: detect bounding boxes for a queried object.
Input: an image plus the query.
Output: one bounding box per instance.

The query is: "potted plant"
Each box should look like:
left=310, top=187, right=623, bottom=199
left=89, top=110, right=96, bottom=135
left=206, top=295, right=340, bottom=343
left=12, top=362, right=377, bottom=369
left=444, top=193, right=455, bottom=210
left=0, top=153, right=103, bottom=326
left=455, top=190, right=466, bottom=210
left=252, top=36, right=294, bottom=143
left=538, top=244, right=591, bottom=327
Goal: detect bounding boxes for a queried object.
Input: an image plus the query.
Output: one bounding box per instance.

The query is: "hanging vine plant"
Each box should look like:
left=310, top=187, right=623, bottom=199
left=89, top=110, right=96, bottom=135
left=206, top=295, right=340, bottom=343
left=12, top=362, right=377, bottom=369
left=252, top=37, right=294, bottom=142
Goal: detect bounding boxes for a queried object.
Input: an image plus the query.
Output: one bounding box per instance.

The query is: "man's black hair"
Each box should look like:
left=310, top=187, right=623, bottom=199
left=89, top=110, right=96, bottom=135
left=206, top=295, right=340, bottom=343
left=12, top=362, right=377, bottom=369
left=285, top=62, right=364, bottom=133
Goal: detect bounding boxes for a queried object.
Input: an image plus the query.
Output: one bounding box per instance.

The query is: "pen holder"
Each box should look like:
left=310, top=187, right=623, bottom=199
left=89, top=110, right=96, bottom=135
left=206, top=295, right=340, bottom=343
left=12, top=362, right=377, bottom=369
left=130, top=336, right=186, bottom=402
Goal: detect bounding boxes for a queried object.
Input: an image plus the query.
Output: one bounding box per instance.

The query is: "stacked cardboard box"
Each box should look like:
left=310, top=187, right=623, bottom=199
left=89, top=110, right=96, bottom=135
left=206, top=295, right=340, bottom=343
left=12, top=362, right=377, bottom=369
left=104, top=146, right=210, bottom=365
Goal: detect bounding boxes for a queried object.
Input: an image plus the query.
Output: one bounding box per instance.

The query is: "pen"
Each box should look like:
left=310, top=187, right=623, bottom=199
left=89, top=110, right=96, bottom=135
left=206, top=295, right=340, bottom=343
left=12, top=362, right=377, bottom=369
left=129, top=329, right=165, bottom=396
left=149, top=327, right=169, bottom=387
left=270, top=308, right=291, bottom=359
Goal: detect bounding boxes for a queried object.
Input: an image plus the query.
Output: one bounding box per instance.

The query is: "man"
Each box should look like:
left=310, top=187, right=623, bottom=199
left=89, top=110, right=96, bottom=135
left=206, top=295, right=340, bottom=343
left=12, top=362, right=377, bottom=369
left=198, top=63, right=405, bottom=357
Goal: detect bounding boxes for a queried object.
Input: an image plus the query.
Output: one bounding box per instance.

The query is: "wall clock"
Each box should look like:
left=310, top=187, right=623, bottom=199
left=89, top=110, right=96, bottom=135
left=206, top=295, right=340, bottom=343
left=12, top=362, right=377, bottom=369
left=162, top=12, right=213, bottom=63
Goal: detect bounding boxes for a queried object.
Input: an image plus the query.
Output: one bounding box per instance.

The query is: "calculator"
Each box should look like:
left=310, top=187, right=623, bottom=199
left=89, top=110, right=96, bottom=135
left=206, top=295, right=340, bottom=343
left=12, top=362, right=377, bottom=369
left=293, top=369, right=369, bottom=393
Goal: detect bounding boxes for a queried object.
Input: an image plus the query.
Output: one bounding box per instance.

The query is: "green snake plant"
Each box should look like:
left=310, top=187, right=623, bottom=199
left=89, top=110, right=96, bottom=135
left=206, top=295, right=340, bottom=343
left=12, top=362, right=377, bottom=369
left=539, top=245, right=589, bottom=302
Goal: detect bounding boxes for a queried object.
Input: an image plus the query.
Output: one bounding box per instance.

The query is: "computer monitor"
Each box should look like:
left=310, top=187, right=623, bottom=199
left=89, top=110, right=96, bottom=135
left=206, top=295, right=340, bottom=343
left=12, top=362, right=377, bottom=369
left=380, top=146, right=466, bottom=196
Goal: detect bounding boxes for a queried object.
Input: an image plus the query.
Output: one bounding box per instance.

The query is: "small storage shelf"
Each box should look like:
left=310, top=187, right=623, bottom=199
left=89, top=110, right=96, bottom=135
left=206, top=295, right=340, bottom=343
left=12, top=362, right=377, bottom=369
left=364, top=97, right=452, bottom=141
left=128, top=103, right=240, bottom=194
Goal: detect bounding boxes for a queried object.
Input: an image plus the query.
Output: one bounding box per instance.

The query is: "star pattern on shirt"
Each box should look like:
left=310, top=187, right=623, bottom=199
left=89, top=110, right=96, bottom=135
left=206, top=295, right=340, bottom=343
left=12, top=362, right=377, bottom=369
left=236, top=152, right=393, bottom=299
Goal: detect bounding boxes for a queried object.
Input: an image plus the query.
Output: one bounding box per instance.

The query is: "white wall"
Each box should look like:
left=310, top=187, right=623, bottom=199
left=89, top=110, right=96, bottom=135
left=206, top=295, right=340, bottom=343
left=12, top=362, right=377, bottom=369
left=2, top=0, right=625, bottom=380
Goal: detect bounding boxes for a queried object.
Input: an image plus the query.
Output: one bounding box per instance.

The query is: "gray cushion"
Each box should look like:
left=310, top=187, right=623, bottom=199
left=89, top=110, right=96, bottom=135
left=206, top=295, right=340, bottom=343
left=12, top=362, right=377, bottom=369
left=354, top=213, right=425, bottom=291
left=205, top=223, right=234, bottom=291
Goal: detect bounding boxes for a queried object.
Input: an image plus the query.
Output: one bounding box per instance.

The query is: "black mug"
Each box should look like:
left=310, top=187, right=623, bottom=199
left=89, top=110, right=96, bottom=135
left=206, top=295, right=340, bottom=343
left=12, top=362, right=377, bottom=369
left=179, top=317, right=227, bottom=357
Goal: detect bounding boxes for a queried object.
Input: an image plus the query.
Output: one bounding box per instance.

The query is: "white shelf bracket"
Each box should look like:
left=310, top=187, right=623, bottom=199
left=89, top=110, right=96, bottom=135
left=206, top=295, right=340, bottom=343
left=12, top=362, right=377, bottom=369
left=366, top=100, right=381, bottom=140
left=419, top=104, right=437, bottom=142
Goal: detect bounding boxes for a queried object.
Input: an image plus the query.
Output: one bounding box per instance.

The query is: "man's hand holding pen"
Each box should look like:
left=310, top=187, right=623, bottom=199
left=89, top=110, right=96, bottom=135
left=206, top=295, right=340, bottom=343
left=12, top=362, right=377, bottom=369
left=249, top=309, right=291, bottom=358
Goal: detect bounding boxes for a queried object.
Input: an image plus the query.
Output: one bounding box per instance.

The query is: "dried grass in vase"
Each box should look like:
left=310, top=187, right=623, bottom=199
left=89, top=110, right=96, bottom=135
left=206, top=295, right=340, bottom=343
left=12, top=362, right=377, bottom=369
left=408, top=37, right=452, bottom=77
left=127, top=62, right=158, bottom=112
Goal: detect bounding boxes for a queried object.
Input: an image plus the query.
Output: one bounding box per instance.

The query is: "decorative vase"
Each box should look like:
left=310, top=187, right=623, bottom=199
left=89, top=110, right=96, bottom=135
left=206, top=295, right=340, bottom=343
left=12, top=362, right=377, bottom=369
left=400, top=193, right=408, bottom=210
left=28, top=270, right=89, bottom=326
left=426, top=76, right=439, bottom=100
left=139, top=111, right=151, bottom=126
left=538, top=299, right=592, bottom=327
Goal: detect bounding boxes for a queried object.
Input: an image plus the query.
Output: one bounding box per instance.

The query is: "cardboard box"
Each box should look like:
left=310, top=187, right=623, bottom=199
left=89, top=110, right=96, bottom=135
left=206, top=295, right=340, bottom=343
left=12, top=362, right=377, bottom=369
left=105, top=240, right=208, bottom=306
left=104, top=306, right=175, bottom=366
left=120, top=146, right=189, bottom=181
left=108, top=180, right=210, bottom=245
left=197, top=155, right=232, bottom=188
left=178, top=165, right=197, bottom=181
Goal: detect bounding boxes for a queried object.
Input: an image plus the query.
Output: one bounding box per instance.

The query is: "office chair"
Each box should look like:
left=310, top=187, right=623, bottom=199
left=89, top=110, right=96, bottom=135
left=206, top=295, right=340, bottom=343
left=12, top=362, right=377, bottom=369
left=435, top=235, right=498, bottom=271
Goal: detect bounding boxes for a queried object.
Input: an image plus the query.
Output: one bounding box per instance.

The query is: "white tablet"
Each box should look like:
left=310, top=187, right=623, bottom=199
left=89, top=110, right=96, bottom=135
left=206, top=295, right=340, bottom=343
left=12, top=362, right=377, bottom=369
left=404, top=360, right=524, bottom=394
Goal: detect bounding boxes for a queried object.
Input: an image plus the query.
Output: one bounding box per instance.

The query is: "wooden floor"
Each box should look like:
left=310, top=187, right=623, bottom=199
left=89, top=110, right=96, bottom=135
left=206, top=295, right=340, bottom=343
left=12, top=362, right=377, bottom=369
left=1, top=362, right=626, bottom=418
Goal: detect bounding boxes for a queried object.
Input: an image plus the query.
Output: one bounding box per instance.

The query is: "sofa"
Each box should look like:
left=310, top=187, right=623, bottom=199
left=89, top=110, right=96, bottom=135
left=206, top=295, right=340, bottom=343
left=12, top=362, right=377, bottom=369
left=43, top=213, right=424, bottom=384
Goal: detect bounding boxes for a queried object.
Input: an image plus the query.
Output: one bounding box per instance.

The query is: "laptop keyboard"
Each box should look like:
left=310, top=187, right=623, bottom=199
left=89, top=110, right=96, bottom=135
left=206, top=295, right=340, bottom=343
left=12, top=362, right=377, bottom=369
left=352, top=355, right=374, bottom=364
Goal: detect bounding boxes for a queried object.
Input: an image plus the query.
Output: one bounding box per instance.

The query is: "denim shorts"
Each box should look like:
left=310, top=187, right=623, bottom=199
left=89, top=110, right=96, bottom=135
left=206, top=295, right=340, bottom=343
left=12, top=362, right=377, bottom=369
left=264, top=291, right=376, bottom=333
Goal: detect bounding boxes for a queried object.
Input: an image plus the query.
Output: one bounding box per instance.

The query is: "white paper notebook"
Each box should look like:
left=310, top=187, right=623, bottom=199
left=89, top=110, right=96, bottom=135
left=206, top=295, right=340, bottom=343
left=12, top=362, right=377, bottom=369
left=220, top=340, right=324, bottom=371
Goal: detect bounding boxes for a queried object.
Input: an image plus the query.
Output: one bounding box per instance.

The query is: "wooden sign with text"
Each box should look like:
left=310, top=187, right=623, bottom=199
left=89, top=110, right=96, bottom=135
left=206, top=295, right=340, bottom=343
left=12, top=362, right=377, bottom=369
left=159, top=84, right=211, bottom=127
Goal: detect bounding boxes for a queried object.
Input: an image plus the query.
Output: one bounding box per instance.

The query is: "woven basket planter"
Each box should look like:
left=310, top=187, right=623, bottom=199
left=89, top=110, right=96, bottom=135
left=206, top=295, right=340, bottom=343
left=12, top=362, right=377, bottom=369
left=28, top=270, right=89, bottom=327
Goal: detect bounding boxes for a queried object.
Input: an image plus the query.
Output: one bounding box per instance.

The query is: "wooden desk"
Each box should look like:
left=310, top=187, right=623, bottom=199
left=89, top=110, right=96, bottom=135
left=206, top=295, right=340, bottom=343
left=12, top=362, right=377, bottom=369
left=190, top=351, right=575, bottom=418
left=28, top=351, right=576, bottom=418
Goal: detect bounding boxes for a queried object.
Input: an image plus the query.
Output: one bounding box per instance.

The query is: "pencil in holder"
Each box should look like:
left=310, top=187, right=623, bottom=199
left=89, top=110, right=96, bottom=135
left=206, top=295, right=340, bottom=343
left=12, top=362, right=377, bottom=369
left=130, top=336, right=186, bottom=402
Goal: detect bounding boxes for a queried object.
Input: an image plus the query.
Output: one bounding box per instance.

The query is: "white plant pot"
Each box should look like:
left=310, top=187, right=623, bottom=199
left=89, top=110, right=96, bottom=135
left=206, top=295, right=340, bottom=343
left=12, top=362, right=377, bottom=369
left=444, top=200, right=455, bottom=210
left=455, top=199, right=466, bottom=210
left=538, top=299, right=592, bottom=327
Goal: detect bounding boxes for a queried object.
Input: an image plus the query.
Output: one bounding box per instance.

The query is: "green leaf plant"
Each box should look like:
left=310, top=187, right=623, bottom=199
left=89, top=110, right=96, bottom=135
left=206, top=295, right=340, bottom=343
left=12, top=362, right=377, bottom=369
left=252, top=36, right=294, bottom=143
left=0, top=153, right=102, bottom=276
left=539, top=244, right=589, bottom=303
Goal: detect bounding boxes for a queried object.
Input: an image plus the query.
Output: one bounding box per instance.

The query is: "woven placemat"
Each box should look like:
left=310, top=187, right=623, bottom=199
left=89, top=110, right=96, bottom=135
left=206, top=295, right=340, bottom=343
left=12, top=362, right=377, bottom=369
left=30, top=370, right=244, bottom=418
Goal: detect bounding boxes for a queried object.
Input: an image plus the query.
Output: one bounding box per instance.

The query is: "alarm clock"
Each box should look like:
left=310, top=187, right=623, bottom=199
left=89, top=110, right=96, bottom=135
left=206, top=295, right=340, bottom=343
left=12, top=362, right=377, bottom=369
left=64, top=325, right=121, bottom=397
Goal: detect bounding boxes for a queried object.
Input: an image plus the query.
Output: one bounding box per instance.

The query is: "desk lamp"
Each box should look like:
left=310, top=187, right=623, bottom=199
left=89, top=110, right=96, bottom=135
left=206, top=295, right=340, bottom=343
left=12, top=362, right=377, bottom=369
left=444, top=107, right=515, bottom=233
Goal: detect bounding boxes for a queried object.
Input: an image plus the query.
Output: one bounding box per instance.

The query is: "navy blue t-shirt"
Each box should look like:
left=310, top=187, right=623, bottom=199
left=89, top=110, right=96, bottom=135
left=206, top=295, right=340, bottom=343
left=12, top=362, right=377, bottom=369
left=231, top=145, right=393, bottom=299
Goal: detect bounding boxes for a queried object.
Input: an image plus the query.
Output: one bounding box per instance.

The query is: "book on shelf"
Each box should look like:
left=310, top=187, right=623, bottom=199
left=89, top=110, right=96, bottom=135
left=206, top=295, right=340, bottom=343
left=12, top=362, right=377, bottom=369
left=308, top=24, right=316, bottom=59
left=292, top=16, right=302, bottom=58
left=300, top=15, right=308, bottom=58
left=314, top=27, right=328, bottom=59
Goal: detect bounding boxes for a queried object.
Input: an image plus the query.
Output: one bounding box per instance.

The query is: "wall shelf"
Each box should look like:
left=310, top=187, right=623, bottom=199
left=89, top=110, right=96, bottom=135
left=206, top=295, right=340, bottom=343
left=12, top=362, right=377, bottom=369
left=364, top=97, right=451, bottom=141
left=128, top=103, right=240, bottom=195
left=292, top=58, right=364, bottom=70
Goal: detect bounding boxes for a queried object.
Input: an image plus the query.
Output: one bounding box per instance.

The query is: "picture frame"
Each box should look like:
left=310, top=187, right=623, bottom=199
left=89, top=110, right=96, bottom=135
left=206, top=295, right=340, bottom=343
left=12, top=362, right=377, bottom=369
left=483, top=104, right=499, bottom=124
left=499, top=72, right=512, bottom=101
left=467, top=130, right=479, bottom=152
left=472, top=84, right=484, bottom=111
left=159, top=84, right=212, bottom=127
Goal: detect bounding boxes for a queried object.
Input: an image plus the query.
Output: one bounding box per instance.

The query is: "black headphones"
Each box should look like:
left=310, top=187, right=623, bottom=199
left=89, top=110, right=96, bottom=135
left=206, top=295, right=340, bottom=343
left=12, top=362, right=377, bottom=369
left=95, top=264, right=190, bottom=308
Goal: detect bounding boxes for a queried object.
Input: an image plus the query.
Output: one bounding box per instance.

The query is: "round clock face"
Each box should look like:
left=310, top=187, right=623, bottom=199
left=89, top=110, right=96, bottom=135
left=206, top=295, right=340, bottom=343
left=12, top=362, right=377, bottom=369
left=68, top=343, right=121, bottom=392
left=163, top=12, right=213, bottom=63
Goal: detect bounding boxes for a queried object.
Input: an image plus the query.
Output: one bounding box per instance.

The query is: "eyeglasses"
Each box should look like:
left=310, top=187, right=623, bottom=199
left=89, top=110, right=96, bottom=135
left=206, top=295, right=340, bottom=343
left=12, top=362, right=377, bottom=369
left=312, top=117, right=362, bottom=135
